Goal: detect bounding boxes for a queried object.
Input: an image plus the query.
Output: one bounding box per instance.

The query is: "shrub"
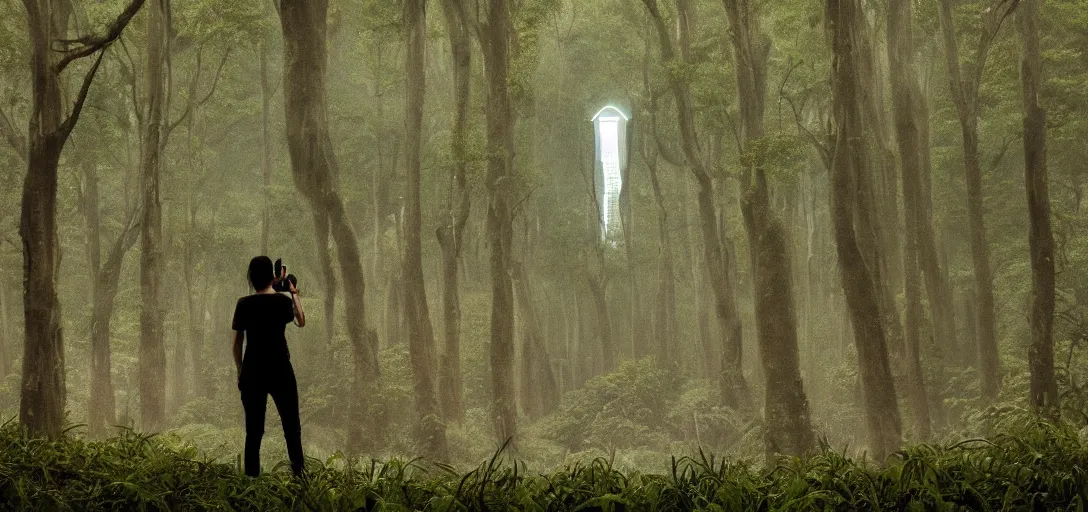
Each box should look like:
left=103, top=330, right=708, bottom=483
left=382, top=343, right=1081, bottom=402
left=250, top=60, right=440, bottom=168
left=0, top=419, right=1085, bottom=510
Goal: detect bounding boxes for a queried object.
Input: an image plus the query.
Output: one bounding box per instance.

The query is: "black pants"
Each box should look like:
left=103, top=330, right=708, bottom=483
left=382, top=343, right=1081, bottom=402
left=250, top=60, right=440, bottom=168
left=240, top=370, right=304, bottom=477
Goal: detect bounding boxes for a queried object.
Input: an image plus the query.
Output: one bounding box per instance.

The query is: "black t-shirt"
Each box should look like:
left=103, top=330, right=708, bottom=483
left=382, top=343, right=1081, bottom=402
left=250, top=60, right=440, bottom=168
left=232, top=293, right=295, bottom=384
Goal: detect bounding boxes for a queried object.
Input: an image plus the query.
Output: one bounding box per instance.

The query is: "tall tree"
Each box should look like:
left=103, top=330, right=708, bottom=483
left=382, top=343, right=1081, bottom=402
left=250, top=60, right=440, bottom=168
left=855, top=14, right=906, bottom=367
left=886, top=0, right=933, bottom=440
left=403, top=0, right=448, bottom=460
left=19, top=0, right=144, bottom=439
left=79, top=162, right=140, bottom=438
left=722, top=0, right=814, bottom=457
left=512, top=258, right=559, bottom=420
left=139, top=0, right=168, bottom=431
left=826, top=0, right=903, bottom=459
left=640, top=100, right=678, bottom=368
left=436, top=0, right=472, bottom=423
left=937, top=0, right=1017, bottom=398
left=1019, top=0, right=1057, bottom=416
left=479, top=0, right=517, bottom=446
left=278, top=0, right=381, bottom=453
left=642, top=0, right=750, bottom=409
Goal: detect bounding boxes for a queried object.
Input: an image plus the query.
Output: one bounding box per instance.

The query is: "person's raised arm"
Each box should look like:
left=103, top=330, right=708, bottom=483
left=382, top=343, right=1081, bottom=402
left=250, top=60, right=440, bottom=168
left=289, top=281, right=306, bottom=327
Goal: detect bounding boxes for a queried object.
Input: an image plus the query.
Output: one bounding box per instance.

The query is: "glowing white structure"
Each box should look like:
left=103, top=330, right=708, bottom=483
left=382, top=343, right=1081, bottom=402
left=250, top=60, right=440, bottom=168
left=592, top=106, right=629, bottom=242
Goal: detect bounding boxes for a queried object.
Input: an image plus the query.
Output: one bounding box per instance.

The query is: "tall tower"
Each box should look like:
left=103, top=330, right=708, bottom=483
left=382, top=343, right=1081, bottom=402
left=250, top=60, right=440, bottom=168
left=592, top=106, right=629, bottom=242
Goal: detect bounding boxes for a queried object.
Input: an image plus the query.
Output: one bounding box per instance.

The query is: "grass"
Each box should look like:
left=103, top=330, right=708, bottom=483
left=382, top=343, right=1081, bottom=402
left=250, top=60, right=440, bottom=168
left=0, top=420, right=1085, bottom=511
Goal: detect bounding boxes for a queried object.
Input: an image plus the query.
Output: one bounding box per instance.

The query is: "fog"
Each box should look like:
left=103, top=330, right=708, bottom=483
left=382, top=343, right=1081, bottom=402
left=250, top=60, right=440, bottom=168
left=1, top=0, right=1084, bottom=473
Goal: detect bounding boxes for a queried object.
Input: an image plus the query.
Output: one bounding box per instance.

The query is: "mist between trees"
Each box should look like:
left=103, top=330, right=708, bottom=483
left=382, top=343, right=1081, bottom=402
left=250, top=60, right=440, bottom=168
left=0, top=0, right=1084, bottom=470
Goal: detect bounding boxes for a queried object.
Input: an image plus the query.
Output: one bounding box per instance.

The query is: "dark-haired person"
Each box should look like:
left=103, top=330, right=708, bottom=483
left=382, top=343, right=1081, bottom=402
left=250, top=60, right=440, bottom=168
left=232, top=256, right=307, bottom=477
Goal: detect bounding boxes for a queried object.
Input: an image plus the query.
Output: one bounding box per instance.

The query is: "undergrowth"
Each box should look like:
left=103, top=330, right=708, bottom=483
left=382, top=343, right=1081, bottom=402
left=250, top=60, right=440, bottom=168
left=0, top=419, right=1085, bottom=511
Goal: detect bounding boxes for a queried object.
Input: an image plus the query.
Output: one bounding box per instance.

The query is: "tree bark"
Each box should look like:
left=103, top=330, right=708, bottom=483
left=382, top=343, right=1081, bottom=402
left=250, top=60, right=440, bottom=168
left=618, top=121, right=642, bottom=359
left=826, top=0, right=903, bottom=459
left=279, top=0, right=381, bottom=453
left=436, top=0, right=472, bottom=423
left=181, top=203, right=209, bottom=399
left=81, top=163, right=139, bottom=437
left=20, top=0, right=70, bottom=441
left=402, top=0, right=448, bottom=461
left=722, top=0, right=815, bottom=458
left=642, top=58, right=679, bottom=369
left=1019, top=0, right=1056, bottom=416
left=854, top=14, right=906, bottom=363
left=643, top=135, right=677, bottom=368
left=20, top=0, right=142, bottom=439
left=642, top=0, right=750, bottom=409
left=513, top=261, right=559, bottom=420
left=886, top=0, right=933, bottom=440
left=139, top=0, right=168, bottom=431
left=936, top=0, right=1007, bottom=398
left=479, top=0, right=517, bottom=446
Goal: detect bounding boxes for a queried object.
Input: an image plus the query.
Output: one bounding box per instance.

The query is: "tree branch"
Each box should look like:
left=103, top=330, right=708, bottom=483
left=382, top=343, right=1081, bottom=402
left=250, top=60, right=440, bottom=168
left=59, top=49, right=107, bottom=138
left=163, top=47, right=232, bottom=145
left=782, top=91, right=830, bottom=168
left=986, top=134, right=1018, bottom=175
left=54, top=0, right=146, bottom=73
left=116, top=35, right=144, bottom=129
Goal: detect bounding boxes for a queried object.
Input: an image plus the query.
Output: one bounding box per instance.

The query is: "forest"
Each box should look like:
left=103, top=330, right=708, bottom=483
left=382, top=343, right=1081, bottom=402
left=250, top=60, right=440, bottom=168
left=1, top=0, right=1087, bottom=508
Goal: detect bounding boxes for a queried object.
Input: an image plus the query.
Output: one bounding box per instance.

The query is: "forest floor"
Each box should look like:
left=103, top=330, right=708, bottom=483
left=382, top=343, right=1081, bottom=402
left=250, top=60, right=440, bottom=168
left=0, top=420, right=1084, bottom=511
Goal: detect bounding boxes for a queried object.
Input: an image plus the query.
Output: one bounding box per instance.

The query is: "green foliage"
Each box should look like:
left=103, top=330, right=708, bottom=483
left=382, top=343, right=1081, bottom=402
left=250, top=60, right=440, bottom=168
left=540, top=359, right=752, bottom=456
left=542, top=358, right=680, bottom=452
left=1, top=419, right=1086, bottom=510
left=738, top=134, right=809, bottom=183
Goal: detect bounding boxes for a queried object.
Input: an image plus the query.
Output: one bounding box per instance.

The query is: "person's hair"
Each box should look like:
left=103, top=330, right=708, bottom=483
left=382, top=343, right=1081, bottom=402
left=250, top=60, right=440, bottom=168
left=248, top=256, right=274, bottom=290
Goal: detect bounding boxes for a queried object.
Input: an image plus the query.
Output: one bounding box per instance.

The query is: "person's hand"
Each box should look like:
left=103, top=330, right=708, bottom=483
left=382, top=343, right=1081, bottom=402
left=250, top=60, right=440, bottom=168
left=289, top=281, right=299, bottom=296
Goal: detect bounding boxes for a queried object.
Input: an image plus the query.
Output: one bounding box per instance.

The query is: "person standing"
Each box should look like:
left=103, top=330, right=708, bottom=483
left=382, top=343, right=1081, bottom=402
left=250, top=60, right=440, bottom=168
left=232, top=256, right=307, bottom=477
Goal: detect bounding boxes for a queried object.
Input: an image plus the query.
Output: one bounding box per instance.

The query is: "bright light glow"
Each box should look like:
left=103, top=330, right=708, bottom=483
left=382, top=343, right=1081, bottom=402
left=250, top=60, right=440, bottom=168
left=592, top=106, right=630, bottom=122
left=599, top=117, right=622, bottom=240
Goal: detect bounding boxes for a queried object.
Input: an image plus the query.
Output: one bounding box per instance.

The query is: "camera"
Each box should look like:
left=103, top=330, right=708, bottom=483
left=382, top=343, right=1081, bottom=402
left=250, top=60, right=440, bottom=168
left=272, top=258, right=299, bottom=293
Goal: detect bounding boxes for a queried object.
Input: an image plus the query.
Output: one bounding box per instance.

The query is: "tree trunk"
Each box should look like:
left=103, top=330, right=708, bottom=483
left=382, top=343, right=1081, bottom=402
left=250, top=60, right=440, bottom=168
left=82, top=163, right=139, bottom=437
left=645, top=144, right=677, bottom=368
left=826, top=0, right=903, bottom=459
left=722, top=0, right=815, bottom=457
left=886, top=0, right=933, bottom=440
left=20, top=0, right=141, bottom=439
left=642, top=0, right=750, bottom=409
left=279, top=0, right=381, bottom=453
left=1019, top=0, right=1057, bottom=416
left=479, top=0, right=517, bottom=446
left=436, top=0, right=472, bottom=423
left=618, top=121, right=642, bottom=359
left=936, top=0, right=1004, bottom=399
left=586, top=274, right=614, bottom=373
left=170, top=328, right=186, bottom=413
left=855, top=13, right=906, bottom=362
left=642, top=60, right=679, bottom=369
left=182, top=203, right=208, bottom=399
left=89, top=244, right=131, bottom=437
left=402, top=0, right=448, bottom=461
left=139, top=0, right=168, bottom=431
left=513, top=262, right=559, bottom=420
left=19, top=0, right=71, bottom=441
